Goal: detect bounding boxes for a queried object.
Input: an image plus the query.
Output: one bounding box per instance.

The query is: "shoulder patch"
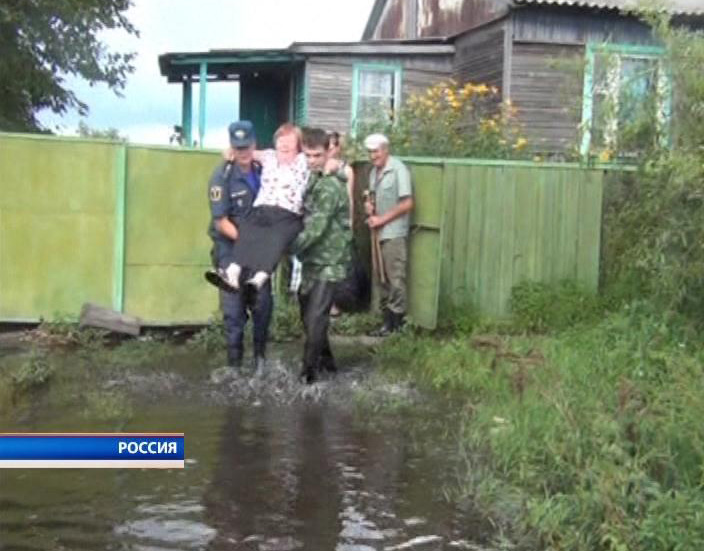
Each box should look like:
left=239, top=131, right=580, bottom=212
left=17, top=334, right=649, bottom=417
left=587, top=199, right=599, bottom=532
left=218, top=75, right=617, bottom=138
left=210, top=186, right=223, bottom=202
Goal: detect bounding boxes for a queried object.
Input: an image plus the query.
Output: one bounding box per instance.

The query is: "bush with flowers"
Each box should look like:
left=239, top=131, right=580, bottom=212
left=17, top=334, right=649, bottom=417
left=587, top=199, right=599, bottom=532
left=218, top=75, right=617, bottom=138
left=347, top=80, right=529, bottom=160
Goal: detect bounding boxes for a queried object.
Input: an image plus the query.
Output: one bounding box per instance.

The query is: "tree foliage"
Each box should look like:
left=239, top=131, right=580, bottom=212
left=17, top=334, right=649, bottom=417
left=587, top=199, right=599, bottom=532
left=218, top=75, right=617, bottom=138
left=76, top=120, right=124, bottom=141
left=0, top=0, right=138, bottom=132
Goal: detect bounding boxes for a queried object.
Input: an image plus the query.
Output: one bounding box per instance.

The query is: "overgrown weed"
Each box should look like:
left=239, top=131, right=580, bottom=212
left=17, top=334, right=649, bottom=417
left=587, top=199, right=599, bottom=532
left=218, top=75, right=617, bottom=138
left=11, top=348, right=54, bottom=392
left=377, top=305, right=704, bottom=549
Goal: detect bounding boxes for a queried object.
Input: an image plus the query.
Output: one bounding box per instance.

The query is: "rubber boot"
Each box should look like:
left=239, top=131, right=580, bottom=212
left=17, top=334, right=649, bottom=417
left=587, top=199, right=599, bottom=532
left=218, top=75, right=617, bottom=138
left=299, top=364, right=317, bottom=385
left=391, top=312, right=406, bottom=333
left=227, top=347, right=243, bottom=369
left=368, top=309, right=394, bottom=337
left=318, top=354, right=337, bottom=375
left=253, top=341, right=266, bottom=376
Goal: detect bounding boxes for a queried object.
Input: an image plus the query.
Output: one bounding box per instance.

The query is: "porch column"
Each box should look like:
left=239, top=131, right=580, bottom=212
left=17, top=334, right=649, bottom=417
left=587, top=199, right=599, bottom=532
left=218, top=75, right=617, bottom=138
left=198, top=62, right=208, bottom=149
left=182, top=79, right=193, bottom=147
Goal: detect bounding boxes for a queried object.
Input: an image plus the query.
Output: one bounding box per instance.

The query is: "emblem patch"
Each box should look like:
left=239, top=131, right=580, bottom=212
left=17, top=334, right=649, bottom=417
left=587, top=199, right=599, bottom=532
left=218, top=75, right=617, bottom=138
left=210, top=186, right=222, bottom=201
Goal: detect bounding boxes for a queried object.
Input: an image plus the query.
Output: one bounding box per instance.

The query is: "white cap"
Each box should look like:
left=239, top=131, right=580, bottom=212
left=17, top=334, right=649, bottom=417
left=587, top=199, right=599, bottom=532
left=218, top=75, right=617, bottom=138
left=364, top=133, right=389, bottom=150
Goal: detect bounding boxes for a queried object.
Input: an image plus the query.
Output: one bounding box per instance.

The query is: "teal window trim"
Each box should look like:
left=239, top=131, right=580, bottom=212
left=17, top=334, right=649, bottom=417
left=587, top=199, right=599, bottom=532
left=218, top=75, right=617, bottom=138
left=301, top=65, right=309, bottom=125
left=198, top=62, right=208, bottom=149
left=350, top=62, right=403, bottom=135
left=182, top=80, right=193, bottom=147
left=580, top=42, right=669, bottom=160
left=170, top=54, right=303, bottom=66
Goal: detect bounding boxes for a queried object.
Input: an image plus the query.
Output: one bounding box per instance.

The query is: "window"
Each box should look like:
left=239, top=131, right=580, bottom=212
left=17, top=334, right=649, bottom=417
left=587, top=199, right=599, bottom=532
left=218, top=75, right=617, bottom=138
left=580, top=44, right=671, bottom=160
left=351, top=64, right=402, bottom=130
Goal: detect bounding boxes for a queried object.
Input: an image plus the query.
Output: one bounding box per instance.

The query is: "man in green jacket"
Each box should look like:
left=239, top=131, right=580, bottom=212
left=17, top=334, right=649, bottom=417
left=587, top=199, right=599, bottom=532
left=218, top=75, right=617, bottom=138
left=291, top=128, right=352, bottom=384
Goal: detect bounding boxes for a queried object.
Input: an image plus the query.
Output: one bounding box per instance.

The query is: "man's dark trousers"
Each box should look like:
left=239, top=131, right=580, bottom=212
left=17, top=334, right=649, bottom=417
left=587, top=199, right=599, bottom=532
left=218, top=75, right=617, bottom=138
left=298, top=278, right=336, bottom=376
left=215, top=242, right=272, bottom=363
left=221, top=280, right=272, bottom=362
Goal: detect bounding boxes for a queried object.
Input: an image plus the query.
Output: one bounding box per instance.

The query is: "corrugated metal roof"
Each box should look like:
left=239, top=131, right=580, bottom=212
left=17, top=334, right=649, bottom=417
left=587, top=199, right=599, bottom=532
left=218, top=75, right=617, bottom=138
left=514, top=0, right=704, bottom=15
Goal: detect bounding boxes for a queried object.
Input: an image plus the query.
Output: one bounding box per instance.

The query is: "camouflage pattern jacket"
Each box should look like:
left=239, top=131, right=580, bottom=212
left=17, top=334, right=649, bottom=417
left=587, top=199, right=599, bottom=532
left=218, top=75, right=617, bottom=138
left=291, top=170, right=352, bottom=288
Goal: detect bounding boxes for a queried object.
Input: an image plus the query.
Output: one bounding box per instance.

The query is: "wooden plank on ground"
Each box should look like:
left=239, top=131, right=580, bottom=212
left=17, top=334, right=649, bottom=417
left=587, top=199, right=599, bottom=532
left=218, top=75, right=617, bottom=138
left=79, top=302, right=141, bottom=335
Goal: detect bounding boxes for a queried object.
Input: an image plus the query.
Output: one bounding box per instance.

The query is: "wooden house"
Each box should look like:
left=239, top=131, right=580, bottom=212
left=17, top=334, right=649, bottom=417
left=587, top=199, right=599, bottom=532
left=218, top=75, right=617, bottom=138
left=159, top=0, right=703, bottom=154
left=158, top=41, right=454, bottom=148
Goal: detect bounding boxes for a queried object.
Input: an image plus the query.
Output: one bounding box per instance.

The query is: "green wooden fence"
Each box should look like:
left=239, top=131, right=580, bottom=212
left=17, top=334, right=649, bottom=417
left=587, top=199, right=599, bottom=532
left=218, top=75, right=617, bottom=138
left=0, top=133, right=219, bottom=324
left=357, top=158, right=606, bottom=325
left=0, top=132, right=606, bottom=327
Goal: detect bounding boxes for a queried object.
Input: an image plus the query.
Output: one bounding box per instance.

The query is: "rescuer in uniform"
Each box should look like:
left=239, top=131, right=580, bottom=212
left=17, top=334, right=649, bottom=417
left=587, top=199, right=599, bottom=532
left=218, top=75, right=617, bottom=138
left=206, top=120, right=272, bottom=369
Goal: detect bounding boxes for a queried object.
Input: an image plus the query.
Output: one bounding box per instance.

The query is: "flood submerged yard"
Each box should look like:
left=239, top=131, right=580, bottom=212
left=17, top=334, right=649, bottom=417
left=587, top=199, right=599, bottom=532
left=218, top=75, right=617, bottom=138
left=0, top=333, right=497, bottom=551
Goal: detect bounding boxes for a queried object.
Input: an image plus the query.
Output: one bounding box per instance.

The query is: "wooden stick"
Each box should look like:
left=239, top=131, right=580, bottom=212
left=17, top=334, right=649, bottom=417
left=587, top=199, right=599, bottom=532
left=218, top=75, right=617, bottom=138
left=370, top=228, right=379, bottom=284
left=372, top=229, right=386, bottom=285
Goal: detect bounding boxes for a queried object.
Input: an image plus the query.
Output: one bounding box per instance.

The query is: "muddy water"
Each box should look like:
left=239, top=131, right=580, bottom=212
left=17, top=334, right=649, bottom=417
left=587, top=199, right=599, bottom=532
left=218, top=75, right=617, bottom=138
left=0, top=342, right=493, bottom=551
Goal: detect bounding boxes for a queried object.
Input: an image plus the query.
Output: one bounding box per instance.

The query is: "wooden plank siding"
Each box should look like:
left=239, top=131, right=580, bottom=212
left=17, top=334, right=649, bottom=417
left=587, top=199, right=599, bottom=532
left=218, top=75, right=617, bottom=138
left=509, top=42, right=584, bottom=155
left=306, top=55, right=453, bottom=134
left=452, top=20, right=505, bottom=92
left=512, top=6, right=658, bottom=46
left=306, top=60, right=354, bottom=133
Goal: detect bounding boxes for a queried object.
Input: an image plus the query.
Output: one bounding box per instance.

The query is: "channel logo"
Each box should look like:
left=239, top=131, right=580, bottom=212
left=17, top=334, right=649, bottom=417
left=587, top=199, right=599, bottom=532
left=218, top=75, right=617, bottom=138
left=0, top=433, right=184, bottom=468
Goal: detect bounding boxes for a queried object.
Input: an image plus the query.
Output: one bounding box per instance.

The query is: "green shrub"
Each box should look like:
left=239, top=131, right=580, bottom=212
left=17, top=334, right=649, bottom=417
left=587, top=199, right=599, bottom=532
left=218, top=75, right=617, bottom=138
left=510, top=280, right=602, bottom=333
left=347, top=80, right=529, bottom=160
left=270, top=296, right=303, bottom=341
left=12, top=349, right=54, bottom=391
left=187, top=319, right=226, bottom=352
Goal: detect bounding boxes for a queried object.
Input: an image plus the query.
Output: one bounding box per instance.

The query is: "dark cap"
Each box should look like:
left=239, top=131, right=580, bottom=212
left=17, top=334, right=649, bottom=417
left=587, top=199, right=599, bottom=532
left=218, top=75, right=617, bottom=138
left=228, top=120, right=256, bottom=148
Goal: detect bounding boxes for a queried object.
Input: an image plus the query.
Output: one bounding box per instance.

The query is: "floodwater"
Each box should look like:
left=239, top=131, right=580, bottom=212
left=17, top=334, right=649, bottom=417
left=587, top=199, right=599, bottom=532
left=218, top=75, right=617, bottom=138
left=0, top=340, right=494, bottom=551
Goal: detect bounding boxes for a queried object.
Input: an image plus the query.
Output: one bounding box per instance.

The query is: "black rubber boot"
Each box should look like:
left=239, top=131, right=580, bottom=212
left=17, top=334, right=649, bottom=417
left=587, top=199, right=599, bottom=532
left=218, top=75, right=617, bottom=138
left=368, top=309, right=394, bottom=337
left=299, top=365, right=317, bottom=385
left=318, top=354, right=337, bottom=374
left=391, top=312, right=406, bottom=333
left=227, top=347, right=243, bottom=368
left=253, top=341, right=266, bottom=365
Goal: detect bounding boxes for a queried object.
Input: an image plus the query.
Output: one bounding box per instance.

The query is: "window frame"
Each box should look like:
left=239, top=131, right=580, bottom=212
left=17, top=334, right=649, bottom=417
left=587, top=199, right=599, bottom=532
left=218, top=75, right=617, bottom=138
left=350, top=62, right=403, bottom=134
left=580, top=42, right=671, bottom=160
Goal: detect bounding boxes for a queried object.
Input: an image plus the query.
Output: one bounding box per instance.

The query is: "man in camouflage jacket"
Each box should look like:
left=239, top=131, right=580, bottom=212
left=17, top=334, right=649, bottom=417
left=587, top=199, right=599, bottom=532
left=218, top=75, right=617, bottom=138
left=291, top=128, right=352, bottom=384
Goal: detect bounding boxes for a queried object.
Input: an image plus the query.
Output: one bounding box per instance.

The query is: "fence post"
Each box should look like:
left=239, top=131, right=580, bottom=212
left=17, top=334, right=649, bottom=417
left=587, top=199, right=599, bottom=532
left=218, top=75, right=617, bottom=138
left=113, top=144, right=127, bottom=313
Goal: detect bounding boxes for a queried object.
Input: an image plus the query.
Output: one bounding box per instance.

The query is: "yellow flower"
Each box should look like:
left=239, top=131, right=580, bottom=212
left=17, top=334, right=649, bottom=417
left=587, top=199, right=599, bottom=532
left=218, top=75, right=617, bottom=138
left=599, top=149, right=613, bottom=162
left=476, top=84, right=489, bottom=95
left=513, top=137, right=528, bottom=150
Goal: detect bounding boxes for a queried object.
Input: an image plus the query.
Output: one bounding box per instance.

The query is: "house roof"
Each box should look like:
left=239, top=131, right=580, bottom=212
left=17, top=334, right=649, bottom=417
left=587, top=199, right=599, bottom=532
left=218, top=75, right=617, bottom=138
left=514, top=0, right=704, bottom=14
left=159, top=40, right=453, bottom=82
left=362, top=0, right=704, bottom=39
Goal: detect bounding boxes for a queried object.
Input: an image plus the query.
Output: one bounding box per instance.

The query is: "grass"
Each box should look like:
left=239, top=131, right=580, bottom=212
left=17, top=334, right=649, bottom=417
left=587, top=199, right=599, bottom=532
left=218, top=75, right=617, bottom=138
left=374, top=292, right=704, bottom=550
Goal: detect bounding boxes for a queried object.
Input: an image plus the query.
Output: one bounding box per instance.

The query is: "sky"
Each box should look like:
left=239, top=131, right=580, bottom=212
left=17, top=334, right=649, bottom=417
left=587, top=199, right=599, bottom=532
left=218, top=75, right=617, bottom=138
left=39, top=0, right=376, bottom=147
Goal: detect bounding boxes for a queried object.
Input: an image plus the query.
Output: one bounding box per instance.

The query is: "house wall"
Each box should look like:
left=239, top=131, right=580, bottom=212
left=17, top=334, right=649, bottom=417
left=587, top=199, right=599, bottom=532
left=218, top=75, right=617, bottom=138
left=512, top=6, right=658, bottom=45
left=305, top=55, right=453, bottom=134
left=509, top=42, right=584, bottom=154
left=452, top=19, right=505, bottom=92
left=371, top=0, right=511, bottom=40
left=507, top=7, right=657, bottom=154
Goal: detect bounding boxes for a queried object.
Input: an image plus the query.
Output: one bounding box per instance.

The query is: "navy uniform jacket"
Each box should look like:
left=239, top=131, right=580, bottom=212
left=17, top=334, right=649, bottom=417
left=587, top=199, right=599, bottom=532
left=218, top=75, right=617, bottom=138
left=208, top=160, right=261, bottom=265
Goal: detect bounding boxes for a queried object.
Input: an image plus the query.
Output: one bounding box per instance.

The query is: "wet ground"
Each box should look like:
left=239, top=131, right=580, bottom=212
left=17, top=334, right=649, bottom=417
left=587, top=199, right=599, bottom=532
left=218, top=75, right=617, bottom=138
left=0, top=336, right=496, bottom=551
